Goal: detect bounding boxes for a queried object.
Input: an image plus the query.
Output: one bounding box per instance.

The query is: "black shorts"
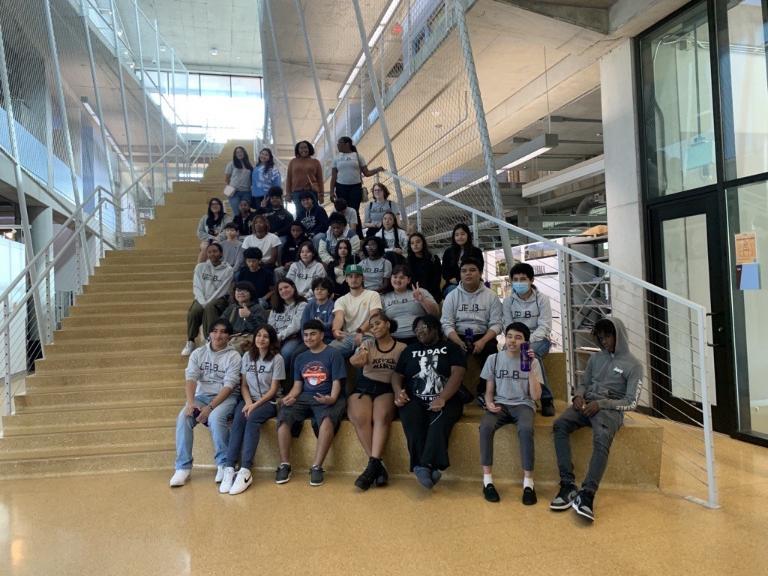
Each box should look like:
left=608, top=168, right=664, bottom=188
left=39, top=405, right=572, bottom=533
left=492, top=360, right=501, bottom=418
left=353, top=375, right=394, bottom=399
left=277, top=396, right=347, bottom=437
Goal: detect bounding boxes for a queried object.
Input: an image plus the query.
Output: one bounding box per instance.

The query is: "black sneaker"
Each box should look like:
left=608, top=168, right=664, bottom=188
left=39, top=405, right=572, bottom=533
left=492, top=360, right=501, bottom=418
left=275, top=463, right=292, bottom=484
left=549, top=482, right=578, bottom=510
left=572, top=490, right=595, bottom=522
left=309, top=465, right=325, bottom=487
left=540, top=399, right=555, bottom=417
left=522, top=486, right=538, bottom=506
left=354, top=458, right=381, bottom=491
left=375, top=460, right=389, bottom=487
left=483, top=483, right=500, bottom=503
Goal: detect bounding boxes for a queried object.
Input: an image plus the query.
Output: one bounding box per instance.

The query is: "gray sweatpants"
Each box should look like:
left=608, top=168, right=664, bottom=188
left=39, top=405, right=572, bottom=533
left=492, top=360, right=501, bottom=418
left=479, top=404, right=535, bottom=471
left=553, top=406, right=623, bottom=493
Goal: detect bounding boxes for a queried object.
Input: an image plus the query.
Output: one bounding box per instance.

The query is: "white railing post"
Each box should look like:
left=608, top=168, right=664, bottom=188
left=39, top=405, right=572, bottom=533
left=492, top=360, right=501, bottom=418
left=154, top=19, right=170, bottom=199
left=2, top=296, right=10, bottom=415
left=453, top=0, right=513, bottom=263
left=351, top=0, right=407, bottom=225
left=696, top=305, right=719, bottom=509
left=264, top=0, right=296, bottom=145
left=133, top=0, right=156, bottom=204
left=293, top=0, right=335, bottom=159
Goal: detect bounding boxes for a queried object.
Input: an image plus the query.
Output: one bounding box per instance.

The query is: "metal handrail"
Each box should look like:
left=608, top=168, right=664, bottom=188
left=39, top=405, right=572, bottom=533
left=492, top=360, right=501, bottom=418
left=117, top=143, right=185, bottom=201
left=0, top=196, right=109, bottom=338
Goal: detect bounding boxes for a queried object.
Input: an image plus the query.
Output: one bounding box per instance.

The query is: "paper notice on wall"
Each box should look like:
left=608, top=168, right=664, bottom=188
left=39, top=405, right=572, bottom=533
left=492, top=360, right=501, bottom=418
left=735, top=232, right=757, bottom=265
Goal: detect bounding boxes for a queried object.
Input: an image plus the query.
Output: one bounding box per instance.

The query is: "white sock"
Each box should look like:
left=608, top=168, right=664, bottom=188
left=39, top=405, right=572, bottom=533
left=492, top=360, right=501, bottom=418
left=523, top=476, right=534, bottom=489
left=483, top=473, right=493, bottom=487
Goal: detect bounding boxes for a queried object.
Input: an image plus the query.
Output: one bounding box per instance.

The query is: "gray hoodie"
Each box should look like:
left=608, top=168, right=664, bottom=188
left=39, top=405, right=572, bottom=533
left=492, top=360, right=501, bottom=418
left=193, top=260, right=234, bottom=306
left=196, top=214, right=232, bottom=242
left=574, top=317, right=642, bottom=412
left=502, top=287, right=552, bottom=342
left=184, top=342, right=242, bottom=396
left=441, top=282, right=503, bottom=338
left=286, top=260, right=327, bottom=299
left=268, top=301, right=309, bottom=341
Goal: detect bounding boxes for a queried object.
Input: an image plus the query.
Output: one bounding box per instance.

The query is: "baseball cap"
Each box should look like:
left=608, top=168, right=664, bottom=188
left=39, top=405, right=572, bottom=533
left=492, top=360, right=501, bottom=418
left=344, top=264, right=364, bottom=275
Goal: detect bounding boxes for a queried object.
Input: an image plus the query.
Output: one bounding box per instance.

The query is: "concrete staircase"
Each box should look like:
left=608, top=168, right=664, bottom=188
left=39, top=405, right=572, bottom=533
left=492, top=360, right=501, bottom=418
left=0, top=141, right=663, bottom=486
left=0, top=142, right=244, bottom=479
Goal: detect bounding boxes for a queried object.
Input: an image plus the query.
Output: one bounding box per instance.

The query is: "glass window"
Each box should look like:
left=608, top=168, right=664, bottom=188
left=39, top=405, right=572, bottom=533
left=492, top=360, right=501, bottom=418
left=726, top=181, right=768, bottom=439
left=722, top=0, right=768, bottom=180
left=231, top=76, right=261, bottom=98
left=199, top=74, right=231, bottom=97
left=640, top=2, right=717, bottom=197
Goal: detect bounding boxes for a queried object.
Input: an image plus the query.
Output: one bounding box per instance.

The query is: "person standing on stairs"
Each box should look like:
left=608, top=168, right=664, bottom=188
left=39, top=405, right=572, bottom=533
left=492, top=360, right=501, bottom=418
left=285, top=140, right=324, bottom=212
left=549, top=317, right=642, bottom=523
left=219, top=324, right=283, bottom=496
left=225, top=146, right=254, bottom=214
left=170, top=318, right=241, bottom=488
left=502, top=263, right=556, bottom=417
left=183, top=242, right=234, bottom=357
left=251, top=147, right=281, bottom=209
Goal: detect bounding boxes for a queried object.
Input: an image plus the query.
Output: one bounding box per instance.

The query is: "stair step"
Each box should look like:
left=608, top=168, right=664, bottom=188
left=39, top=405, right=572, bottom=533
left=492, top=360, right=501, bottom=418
left=54, top=322, right=185, bottom=340
left=96, top=262, right=193, bottom=274
left=35, top=352, right=186, bottom=373
left=45, top=335, right=182, bottom=355
left=89, top=271, right=190, bottom=284
left=0, top=449, right=174, bottom=480
left=27, top=367, right=182, bottom=391
left=68, top=302, right=189, bottom=316
left=1, top=403, right=180, bottom=435
left=83, top=279, right=190, bottom=294
left=0, top=426, right=173, bottom=460
left=75, top=289, right=190, bottom=305
left=103, top=250, right=199, bottom=263
left=135, top=237, right=209, bottom=249
left=15, top=386, right=182, bottom=412
left=63, top=310, right=186, bottom=326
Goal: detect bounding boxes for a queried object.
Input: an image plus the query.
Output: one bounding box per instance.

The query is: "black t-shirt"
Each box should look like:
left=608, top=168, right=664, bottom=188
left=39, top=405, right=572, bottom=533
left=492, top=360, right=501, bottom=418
left=395, top=340, right=466, bottom=401
left=235, top=267, right=274, bottom=299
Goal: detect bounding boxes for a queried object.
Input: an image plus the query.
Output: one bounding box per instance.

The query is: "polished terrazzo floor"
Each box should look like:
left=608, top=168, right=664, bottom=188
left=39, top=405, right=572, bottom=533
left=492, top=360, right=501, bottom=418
left=1, top=430, right=767, bottom=576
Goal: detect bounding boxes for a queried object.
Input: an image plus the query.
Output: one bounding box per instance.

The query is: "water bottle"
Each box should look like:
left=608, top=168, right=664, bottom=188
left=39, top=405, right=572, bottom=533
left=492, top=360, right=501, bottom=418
left=464, top=328, right=474, bottom=353
left=520, top=342, right=531, bottom=372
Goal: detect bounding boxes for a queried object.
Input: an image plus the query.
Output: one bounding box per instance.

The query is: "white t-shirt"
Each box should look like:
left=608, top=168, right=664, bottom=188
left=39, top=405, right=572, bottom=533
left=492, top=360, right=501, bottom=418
left=376, top=227, right=408, bottom=252
left=333, top=152, right=367, bottom=185
left=241, top=353, right=286, bottom=400
left=333, top=289, right=382, bottom=332
left=242, top=233, right=282, bottom=265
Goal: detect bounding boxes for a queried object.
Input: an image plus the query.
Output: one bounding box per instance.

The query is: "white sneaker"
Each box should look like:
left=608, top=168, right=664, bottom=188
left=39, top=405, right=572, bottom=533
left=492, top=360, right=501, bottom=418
left=229, top=468, right=253, bottom=495
left=214, top=465, right=225, bottom=483
left=218, top=467, right=236, bottom=493
left=169, top=469, right=191, bottom=487
left=181, top=341, right=195, bottom=356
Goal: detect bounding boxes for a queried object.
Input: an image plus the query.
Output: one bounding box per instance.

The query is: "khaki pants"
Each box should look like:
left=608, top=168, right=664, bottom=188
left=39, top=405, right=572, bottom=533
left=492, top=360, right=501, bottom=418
left=229, top=333, right=254, bottom=354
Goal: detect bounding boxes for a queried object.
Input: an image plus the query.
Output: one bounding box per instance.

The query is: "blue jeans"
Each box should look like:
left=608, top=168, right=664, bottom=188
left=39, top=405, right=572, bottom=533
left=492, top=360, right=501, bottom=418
left=225, top=400, right=277, bottom=469
left=228, top=190, right=252, bottom=214
left=531, top=339, right=553, bottom=402
left=174, top=393, right=237, bottom=470
left=329, top=334, right=372, bottom=359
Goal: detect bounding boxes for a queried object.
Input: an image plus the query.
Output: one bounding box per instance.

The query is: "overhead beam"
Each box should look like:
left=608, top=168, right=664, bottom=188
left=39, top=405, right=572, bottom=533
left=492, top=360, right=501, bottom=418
left=492, top=0, right=609, bottom=34
left=522, top=154, right=604, bottom=198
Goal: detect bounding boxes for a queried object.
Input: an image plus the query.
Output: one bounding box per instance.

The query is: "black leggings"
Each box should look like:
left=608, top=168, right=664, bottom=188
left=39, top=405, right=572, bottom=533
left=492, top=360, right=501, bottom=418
left=399, top=395, right=463, bottom=471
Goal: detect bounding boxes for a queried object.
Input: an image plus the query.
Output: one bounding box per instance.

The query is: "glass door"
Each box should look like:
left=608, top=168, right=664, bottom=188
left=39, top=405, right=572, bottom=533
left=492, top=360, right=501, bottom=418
left=648, top=192, right=736, bottom=432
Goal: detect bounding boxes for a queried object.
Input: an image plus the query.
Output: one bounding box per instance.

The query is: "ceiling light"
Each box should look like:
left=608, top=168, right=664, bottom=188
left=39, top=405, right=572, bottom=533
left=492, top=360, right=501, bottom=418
left=407, top=134, right=558, bottom=216
left=210, top=47, right=219, bottom=56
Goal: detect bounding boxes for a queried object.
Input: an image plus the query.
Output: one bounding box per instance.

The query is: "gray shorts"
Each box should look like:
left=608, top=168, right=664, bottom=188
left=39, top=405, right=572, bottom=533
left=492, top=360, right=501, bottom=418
left=278, top=396, right=347, bottom=437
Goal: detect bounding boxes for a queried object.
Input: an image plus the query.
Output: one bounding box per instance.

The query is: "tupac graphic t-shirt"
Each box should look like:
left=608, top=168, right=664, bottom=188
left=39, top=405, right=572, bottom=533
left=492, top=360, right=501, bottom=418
left=293, top=346, right=347, bottom=401
left=395, top=340, right=466, bottom=401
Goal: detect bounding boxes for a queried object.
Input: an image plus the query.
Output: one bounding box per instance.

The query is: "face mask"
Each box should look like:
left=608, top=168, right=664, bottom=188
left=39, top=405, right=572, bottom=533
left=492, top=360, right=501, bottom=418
left=512, top=281, right=530, bottom=295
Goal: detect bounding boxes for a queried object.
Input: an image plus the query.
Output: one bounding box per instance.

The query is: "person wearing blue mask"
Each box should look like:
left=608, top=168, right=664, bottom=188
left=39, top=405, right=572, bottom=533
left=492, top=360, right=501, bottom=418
left=502, top=263, right=555, bottom=416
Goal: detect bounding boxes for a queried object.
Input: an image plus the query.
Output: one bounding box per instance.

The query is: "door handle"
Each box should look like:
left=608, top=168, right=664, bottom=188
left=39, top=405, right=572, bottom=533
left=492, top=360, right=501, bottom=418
left=707, top=342, right=724, bottom=348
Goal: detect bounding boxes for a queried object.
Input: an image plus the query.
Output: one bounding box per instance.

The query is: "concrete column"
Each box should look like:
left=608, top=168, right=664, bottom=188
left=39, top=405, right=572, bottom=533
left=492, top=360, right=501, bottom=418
left=30, top=207, right=55, bottom=342
left=600, top=38, right=649, bottom=406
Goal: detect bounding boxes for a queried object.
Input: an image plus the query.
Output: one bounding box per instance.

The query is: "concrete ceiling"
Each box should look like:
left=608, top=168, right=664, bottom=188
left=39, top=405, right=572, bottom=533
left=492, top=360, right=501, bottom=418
left=135, top=0, right=263, bottom=75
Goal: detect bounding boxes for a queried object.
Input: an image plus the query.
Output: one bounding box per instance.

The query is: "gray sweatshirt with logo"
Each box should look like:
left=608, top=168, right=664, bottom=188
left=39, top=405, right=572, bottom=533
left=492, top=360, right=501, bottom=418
left=268, top=301, right=308, bottom=341
left=193, top=260, right=234, bottom=306
left=574, top=317, right=642, bottom=412
left=184, top=342, right=242, bottom=396
left=441, top=282, right=503, bottom=338
left=502, top=287, right=552, bottom=342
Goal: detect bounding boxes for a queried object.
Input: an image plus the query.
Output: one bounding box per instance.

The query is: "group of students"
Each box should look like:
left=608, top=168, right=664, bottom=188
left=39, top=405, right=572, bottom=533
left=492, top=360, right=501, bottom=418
left=173, top=140, right=643, bottom=523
